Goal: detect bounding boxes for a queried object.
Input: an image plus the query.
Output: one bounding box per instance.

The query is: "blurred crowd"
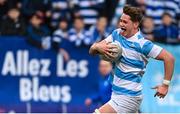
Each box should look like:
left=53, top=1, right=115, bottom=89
left=0, top=0, right=179, bottom=52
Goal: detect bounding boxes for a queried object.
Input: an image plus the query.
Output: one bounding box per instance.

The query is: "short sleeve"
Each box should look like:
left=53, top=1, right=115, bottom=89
left=148, top=44, right=163, bottom=58
left=142, top=41, right=163, bottom=58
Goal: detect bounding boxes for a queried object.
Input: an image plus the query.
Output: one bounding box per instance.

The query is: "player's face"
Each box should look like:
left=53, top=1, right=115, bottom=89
left=119, top=13, right=136, bottom=38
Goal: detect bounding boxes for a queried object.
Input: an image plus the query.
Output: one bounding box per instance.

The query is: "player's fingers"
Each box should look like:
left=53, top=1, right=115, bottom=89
left=106, top=48, right=118, bottom=54
left=110, top=48, right=119, bottom=53
left=161, top=95, right=165, bottom=98
left=104, top=48, right=110, bottom=52
left=159, top=93, right=165, bottom=98
left=105, top=53, right=114, bottom=58
left=105, top=48, right=114, bottom=53
left=105, top=52, right=115, bottom=59
left=154, top=92, right=158, bottom=97
left=159, top=95, right=164, bottom=99
left=155, top=92, right=165, bottom=98
left=107, top=44, right=117, bottom=49
left=103, top=53, right=112, bottom=60
left=154, top=92, right=160, bottom=97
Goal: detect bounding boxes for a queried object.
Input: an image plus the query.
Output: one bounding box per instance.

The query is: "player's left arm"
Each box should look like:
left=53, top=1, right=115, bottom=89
left=153, top=49, right=175, bottom=98
left=142, top=40, right=175, bottom=98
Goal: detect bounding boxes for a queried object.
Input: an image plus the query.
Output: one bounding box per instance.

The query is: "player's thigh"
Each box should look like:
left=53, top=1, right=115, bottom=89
left=98, top=103, right=116, bottom=113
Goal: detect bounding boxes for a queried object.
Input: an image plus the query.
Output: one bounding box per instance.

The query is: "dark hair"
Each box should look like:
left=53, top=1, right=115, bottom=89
left=58, top=17, right=68, bottom=23
left=123, top=5, right=143, bottom=24
left=74, top=16, right=83, bottom=21
left=162, top=12, right=172, bottom=19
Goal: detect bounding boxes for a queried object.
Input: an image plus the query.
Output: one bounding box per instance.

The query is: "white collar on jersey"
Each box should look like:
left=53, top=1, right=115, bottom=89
left=126, top=29, right=142, bottom=41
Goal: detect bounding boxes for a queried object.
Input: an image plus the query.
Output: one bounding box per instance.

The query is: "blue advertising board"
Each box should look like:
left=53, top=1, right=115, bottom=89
left=0, top=37, right=100, bottom=113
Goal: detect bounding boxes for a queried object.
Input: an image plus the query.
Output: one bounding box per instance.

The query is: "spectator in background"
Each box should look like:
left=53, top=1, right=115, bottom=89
left=85, top=60, right=112, bottom=107
left=26, top=11, right=51, bottom=49
left=89, top=16, right=110, bottom=43
left=68, top=16, right=91, bottom=47
left=110, top=0, right=126, bottom=28
left=110, top=0, right=145, bottom=28
left=141, top=16, right=155, bottom=41
left=0, top=0, right=21, bottom=21
left=71, top=0, right=105, bottom=29
left=154, top=12, right=179, bottom=44
left=126, top=0, right=146, bottom=13
left=0, top=0, right=8, bottom=21
left=52, top=18, right=70, bottom=61
left=145, top=0, right=179, bottom=26
left=50, top=0, right=71, bottom=29
left=0, top=7, right=26, bottom=36
left=52, top=18, right=69, bottom=50
left=21, top=0, right=51, bottom=21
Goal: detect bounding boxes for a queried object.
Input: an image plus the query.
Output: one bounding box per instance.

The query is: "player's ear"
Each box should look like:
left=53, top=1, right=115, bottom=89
left=133, top=21, right=139, bottom=29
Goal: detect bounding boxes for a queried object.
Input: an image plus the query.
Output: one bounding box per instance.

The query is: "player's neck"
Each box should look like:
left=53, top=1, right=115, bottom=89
left=127, top=29, right=139, bottom=38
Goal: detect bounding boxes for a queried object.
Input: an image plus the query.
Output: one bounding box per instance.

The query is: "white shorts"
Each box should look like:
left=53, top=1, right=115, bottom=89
left=108, top=92, right=142, bottom=113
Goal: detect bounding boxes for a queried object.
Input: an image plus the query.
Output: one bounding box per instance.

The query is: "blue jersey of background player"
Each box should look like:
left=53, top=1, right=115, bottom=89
left=85, top=60, right=112, bottom=106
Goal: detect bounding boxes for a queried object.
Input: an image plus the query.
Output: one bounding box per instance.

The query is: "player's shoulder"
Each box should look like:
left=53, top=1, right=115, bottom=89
left=112, top=28, right=121, bottom=34
left=111, top=28, right=124, bottom=39
left=134, top=32, right=153, bottom=48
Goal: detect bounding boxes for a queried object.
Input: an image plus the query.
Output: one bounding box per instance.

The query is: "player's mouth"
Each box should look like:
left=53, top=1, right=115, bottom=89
left=120, top=28, right=127, bottom=36
left=121, top=28, right=126, bottom=32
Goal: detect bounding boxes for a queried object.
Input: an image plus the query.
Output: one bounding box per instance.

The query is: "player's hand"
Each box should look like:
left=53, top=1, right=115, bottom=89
left=85, top=98, right=92, bottom=106
left=152, top=84, right=169, bottom=98
left=96, top=41, right=119, bottom=58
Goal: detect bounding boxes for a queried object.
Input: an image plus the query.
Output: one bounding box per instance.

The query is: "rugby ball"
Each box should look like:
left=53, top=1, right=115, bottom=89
left=99, top=42, right=122, bottom=62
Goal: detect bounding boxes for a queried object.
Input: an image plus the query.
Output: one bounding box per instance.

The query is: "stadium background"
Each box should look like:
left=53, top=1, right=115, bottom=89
left=0, top=0, right=179, bottom=113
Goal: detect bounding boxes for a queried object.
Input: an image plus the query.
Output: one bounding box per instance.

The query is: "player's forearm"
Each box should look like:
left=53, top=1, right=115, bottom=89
left=156, top=49, right=175, bottom=85
left=163, top=52, right=175, bottom=82
left=89, top=42, right=100, bottom=55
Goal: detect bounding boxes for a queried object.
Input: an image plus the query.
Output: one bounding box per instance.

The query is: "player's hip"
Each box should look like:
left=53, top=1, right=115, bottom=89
left=108, top=92, right=143, bottom=113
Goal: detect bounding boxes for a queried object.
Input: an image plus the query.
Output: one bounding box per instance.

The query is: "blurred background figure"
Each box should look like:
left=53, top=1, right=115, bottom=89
left=71, top=0, right=105, bottom=29
left=0, top=7, right=26, bottom=36
left=154, top=12, right=179, bottom=44
left=21, top=0, right=51, bottom=21
left=141, top=16, right=155, bottom=41
left=52, top=18, right=69, bottom=50
left=50, top=0, right=71, bottom=29
left=0, top=0, right=21, bottom=21
left=26, top=11, right=51, bottom=49
left=110, top=0, right=126, bottom=28
left=0, top=0, right=8, bottom=21
left=68, top=16, right=91, bottom=47
left=52, top=18, right=70, bottom=61
left=145, top=0, right=179, bottom=26
left=89, top=16, right=110, bottom=43
left=85, top=60, right=112, bottom=107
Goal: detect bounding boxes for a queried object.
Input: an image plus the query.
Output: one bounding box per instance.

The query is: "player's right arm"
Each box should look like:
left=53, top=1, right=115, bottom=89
left=89, top=34, right=116, bottom=56
left=89, top=40, right=109, bottom=55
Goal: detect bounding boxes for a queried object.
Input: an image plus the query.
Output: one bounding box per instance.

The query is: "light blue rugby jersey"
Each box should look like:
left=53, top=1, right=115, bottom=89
left=105, top=29, right=163, bottom=97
